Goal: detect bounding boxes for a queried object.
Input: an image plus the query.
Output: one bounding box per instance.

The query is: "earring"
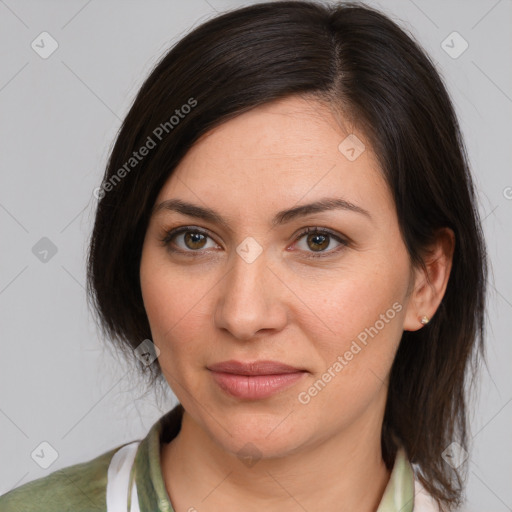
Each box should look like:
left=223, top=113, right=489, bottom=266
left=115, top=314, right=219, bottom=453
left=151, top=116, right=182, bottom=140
left=420, top=315, right=430, bottom=325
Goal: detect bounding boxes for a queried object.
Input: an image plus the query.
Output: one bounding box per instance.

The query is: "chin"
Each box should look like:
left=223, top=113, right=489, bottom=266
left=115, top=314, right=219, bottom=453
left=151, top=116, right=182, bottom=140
left=204, top=410, right=309, bottom=459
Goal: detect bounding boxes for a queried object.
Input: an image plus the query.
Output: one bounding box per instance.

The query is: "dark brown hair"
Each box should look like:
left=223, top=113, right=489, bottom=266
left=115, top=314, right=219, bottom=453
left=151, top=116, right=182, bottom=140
left=86, top=2, right=487, bottom=510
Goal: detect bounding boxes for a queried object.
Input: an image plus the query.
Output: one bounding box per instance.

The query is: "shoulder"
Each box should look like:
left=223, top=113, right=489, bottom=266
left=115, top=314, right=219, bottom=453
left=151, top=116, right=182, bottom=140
left=414, top=478, right=474, bottom=512
left=414, top=477, right=442, bottom=512
left=0, top=443, right=127, bottom=512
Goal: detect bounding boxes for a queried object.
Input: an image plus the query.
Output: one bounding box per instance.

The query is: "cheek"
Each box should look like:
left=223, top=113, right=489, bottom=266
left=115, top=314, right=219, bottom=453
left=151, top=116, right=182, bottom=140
left=307, top=255, right=408, bottom=378
left=317, top=263, right=404, bottom=330
left=295, top=272, right=407, bottom=424
left=139, top=252, right=216, bottom=365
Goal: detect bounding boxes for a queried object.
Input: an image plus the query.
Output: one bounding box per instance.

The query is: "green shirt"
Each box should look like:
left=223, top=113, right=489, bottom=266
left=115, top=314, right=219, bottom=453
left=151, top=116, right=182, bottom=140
left=0, top=404, right=437, bottom=511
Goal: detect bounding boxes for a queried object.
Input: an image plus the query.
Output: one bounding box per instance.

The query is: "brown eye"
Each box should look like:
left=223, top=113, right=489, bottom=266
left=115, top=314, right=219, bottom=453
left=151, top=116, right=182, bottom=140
left=183, top=231, right=207, bottom=250
left=293, top=227, right=348, bottom=258
left=305, top=232, right=330, bottom=252
left=161, top=227, right=218, bottom=254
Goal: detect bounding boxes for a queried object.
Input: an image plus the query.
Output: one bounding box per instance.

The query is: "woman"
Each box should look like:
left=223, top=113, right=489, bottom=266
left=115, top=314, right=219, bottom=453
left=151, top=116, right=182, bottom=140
left=0, top=1, right=487, bottom=511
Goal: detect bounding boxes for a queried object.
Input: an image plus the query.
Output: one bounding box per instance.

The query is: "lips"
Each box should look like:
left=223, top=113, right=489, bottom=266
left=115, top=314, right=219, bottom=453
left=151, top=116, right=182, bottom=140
left=207, top=360, right=308, bottom=400
left=207, top=360, right=304, bottom=376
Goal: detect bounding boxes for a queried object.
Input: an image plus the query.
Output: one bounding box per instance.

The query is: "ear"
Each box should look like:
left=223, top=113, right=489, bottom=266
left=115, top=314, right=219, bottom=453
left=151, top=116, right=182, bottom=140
left=403, top=227, right=455, bottom=331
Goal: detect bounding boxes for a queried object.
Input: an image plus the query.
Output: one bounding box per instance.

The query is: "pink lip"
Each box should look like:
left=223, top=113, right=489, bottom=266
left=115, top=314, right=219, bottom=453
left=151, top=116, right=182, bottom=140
left=208, top=360, right=307, bottom=400
left=208, top=360, right=304, bottom=375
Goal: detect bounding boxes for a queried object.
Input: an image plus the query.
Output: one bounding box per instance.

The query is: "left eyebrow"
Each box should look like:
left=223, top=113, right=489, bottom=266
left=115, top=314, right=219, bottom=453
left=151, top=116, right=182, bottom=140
left=151, top=196, right=372, bottom=229
left=270, top=197, right=372, bottom=226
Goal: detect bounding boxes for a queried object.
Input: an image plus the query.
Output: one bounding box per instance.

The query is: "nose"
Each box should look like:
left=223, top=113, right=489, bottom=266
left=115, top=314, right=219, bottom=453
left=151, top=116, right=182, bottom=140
left=214, top=248, right=288, bottom=341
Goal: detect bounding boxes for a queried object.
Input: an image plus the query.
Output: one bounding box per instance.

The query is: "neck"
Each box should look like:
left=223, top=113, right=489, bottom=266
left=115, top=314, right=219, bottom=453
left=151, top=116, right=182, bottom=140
left=161, top=398, right=391, bottom=512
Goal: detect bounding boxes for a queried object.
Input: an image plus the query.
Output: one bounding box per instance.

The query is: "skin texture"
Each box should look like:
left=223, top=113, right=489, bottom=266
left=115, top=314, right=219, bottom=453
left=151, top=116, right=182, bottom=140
left=139, top=95, right=454, bottom=512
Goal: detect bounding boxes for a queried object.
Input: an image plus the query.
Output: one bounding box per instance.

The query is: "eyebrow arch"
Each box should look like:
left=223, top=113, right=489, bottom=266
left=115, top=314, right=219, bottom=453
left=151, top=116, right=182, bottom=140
left=152, top=197, right=372, bottom=228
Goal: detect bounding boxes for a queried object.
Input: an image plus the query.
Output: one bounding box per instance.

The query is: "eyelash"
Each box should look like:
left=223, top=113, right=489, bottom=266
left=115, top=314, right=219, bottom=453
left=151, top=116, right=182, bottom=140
left=159, top=226, right=349, bottom=259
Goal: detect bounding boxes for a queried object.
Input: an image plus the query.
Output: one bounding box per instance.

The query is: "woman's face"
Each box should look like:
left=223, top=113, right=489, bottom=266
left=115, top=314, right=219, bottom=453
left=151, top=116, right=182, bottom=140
left=140, top=95, right=420, bottom=459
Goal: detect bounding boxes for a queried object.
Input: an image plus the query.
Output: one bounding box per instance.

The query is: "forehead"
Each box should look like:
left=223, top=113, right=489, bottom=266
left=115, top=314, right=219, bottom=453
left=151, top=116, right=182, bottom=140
left=154, top=96, right=391, bottom=220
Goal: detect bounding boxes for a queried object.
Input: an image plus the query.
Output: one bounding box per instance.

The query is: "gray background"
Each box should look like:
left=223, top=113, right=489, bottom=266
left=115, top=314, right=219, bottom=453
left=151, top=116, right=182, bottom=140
left=0, top=0, right=511, bottom=510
